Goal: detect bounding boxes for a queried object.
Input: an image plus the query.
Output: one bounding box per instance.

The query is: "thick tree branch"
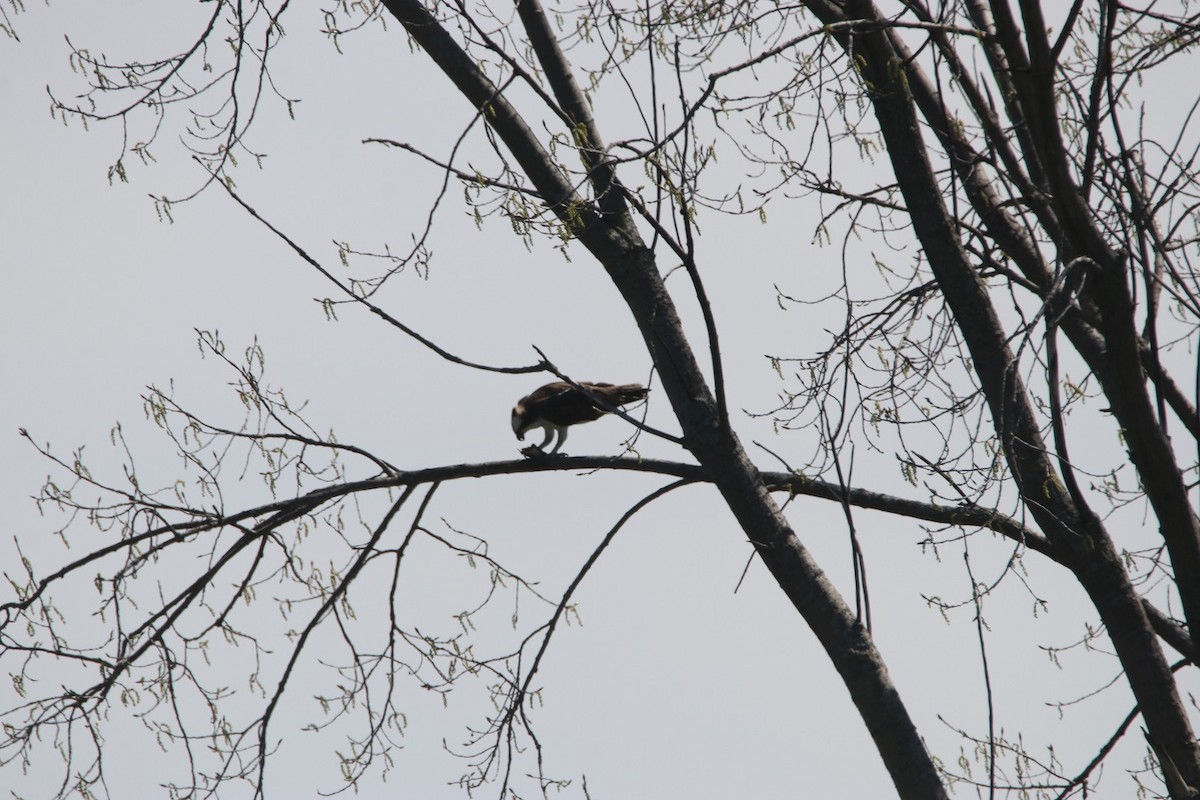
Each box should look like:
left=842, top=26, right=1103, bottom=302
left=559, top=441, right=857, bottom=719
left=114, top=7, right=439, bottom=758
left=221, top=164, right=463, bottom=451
left=826, top=0, right=1200, bottom=790
left=381, top=6, right=955, bottom=796
left=514, top=0, right=624, bottom=218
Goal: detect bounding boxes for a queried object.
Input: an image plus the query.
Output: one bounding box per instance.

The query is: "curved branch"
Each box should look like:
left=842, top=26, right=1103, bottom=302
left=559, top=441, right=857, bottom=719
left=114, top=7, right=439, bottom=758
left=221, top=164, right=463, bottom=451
left=491, top=478, right=693, bottom=795
left=213, top=175, right=545, bottom=375
left=252, top=484, right=424, bottom=797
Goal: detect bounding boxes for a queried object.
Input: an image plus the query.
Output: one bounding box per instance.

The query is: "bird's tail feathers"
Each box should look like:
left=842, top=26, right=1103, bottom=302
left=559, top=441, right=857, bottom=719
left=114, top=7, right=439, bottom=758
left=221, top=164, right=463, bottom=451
left=579, top=382, right=649, bottom=408
left=598, top=383, right=648, bottom=406
left=617, top=384, right=648, bottom=404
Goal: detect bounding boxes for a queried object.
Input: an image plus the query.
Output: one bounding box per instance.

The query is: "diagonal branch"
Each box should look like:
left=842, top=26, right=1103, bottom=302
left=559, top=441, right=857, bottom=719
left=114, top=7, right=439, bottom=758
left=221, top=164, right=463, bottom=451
left=514, top=0, right=624, bottom=217
left=212, top=174, right=544, bottom=375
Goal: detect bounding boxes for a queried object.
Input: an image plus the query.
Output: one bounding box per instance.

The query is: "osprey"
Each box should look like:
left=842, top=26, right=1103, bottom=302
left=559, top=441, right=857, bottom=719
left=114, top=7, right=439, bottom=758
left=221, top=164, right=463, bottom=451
left=511, top=381, right=648, bottom=455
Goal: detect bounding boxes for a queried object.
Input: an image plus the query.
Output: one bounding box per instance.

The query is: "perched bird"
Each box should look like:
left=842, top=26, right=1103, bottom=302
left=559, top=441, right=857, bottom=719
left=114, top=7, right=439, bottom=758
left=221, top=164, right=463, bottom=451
left=511, top=381, right=648, bottom=455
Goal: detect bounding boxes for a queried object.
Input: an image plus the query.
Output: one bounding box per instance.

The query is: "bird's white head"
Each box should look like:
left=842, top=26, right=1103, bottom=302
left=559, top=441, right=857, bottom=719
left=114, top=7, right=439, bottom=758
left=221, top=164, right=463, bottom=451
left=511, top=403, right=529, bottom=440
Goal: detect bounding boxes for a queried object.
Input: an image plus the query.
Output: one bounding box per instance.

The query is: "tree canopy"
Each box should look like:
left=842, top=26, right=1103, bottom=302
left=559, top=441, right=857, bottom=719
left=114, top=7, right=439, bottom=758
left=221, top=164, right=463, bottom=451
left=3, top=1, right=1200, bottom=798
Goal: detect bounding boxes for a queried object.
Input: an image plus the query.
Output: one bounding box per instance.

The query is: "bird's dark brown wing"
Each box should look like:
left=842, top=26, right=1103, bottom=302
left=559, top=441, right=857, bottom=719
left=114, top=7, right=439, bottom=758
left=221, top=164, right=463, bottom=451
left=523, top=382, right=575, bottom=405
left=533, top=383, right=606, bottom=426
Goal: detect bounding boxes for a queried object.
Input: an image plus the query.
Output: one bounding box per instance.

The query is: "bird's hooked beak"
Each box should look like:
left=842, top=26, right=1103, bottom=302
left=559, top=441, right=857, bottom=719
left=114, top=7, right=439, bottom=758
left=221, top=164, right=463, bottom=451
left=512, top=406, right=526, bottom=440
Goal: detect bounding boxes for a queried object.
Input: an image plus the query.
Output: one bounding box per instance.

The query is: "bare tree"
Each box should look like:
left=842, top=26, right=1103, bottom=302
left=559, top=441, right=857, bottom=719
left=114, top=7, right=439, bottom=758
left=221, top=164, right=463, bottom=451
left=3, top=1, right=1199, bottom=798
